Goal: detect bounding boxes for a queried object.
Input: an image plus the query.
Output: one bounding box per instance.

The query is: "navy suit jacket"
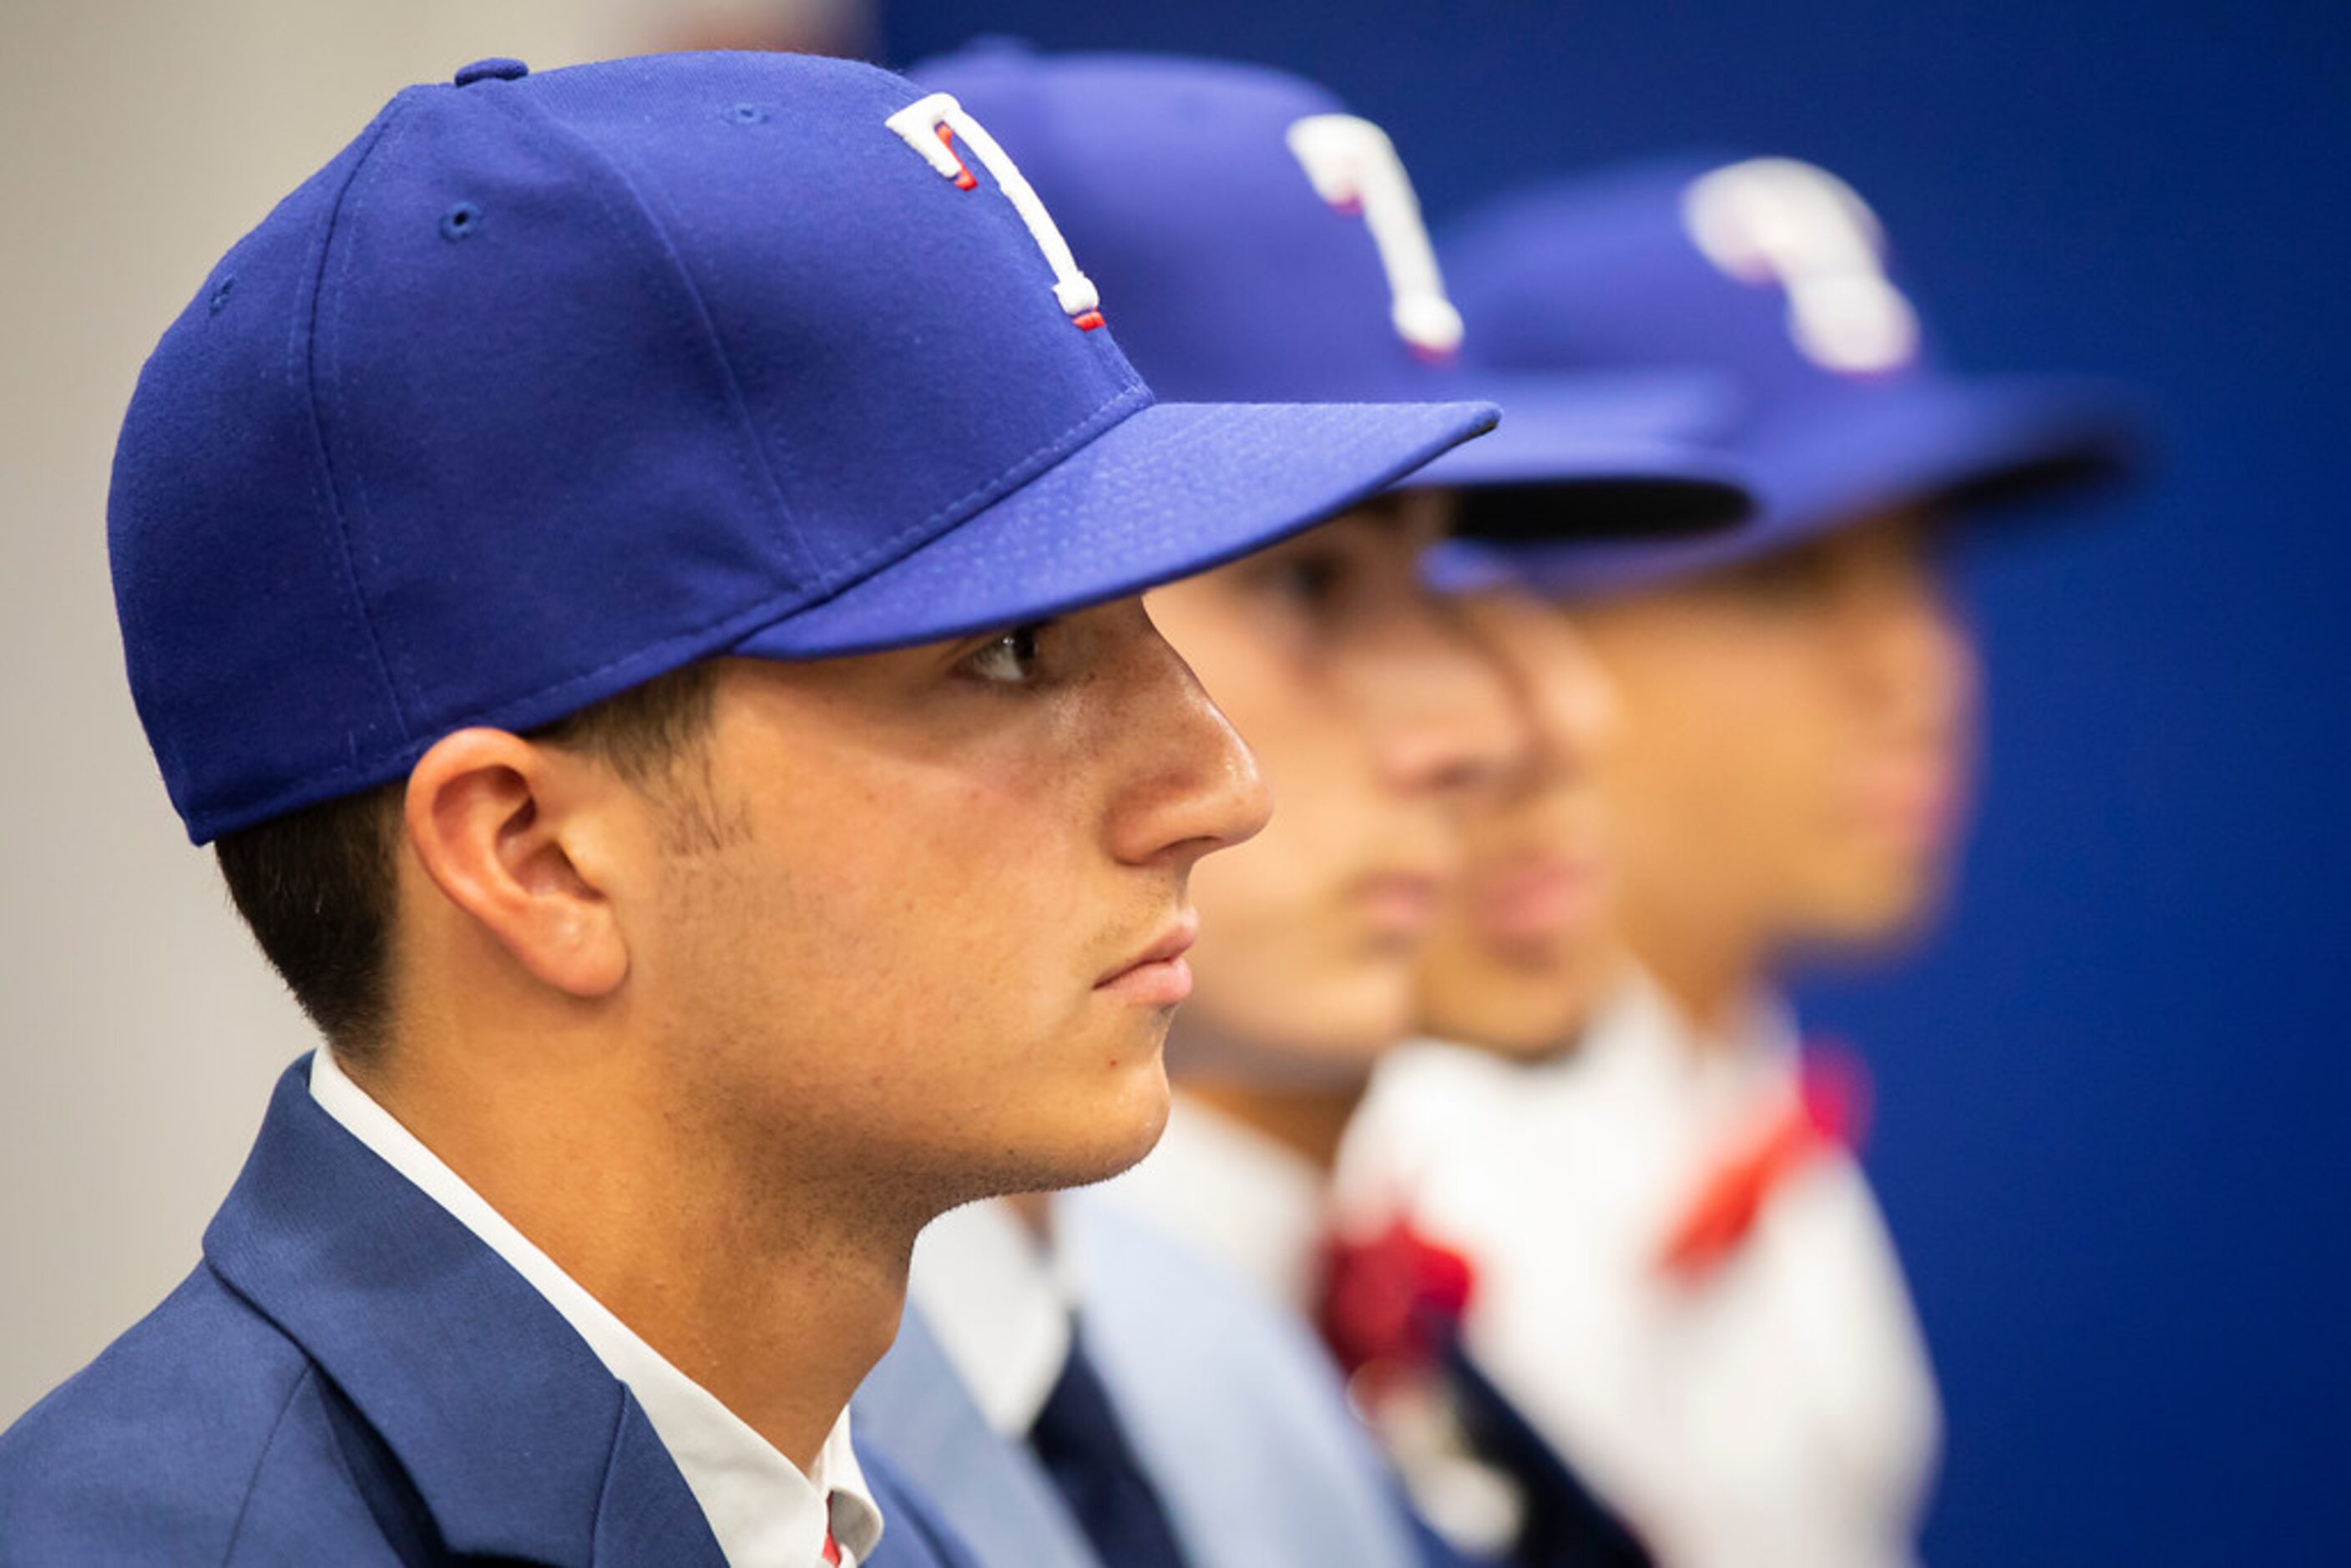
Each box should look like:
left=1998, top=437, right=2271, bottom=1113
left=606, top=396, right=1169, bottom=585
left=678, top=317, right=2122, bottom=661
left=0, top=1059, right=973, bottom=1567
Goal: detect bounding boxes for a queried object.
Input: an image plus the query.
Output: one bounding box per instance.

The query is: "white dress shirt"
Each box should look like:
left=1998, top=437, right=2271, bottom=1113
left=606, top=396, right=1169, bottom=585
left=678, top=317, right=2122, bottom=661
left=1338, top=974, right=1943, bottom=1568
left=308, top=1049, right=882, bottom=1568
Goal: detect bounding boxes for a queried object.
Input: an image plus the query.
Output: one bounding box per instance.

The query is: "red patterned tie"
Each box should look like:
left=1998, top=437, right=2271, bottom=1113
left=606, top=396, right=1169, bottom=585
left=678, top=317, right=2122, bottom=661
left=1656, top=1040, right=1872, bottom=1282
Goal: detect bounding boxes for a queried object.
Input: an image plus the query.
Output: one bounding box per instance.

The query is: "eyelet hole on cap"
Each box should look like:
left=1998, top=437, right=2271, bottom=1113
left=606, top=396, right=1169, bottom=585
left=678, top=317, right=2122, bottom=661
left=207, top=276, right=237, bottom=315
left=721, top=103, right=769, bottom=125
left=439, top=201, right=483, bottom=241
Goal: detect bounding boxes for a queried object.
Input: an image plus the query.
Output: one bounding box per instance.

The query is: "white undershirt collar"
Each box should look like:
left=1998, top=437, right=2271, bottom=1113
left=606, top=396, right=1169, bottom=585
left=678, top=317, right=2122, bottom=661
left=1594, top=967, right=1799, bottom=1110
left=307, top=1049, right=882, bottom=1568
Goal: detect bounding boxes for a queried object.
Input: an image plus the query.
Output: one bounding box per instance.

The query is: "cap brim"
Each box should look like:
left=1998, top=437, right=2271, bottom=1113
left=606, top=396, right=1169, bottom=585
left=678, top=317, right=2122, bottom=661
left=1754, top=373, right=2146, bottom=536
left=1412, top=369, right=1755, bottom=537
left=731, top=398, right=1498, bottom=659
left=1487, top=372, right=2146, bottom=600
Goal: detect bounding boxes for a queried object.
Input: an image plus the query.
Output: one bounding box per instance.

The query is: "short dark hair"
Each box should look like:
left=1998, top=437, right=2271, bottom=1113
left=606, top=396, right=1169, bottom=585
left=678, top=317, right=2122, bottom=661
left=214, top=660, right=724, bottom=1060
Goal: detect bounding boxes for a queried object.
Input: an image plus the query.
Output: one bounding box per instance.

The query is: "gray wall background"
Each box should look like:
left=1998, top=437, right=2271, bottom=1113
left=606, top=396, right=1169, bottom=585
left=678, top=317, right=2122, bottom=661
left=0, top=0, right=861, bottom=1429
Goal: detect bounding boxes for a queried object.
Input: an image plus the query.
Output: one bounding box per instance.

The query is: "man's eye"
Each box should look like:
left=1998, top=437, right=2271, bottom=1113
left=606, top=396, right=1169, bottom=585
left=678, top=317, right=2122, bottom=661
left=963, top=623, right=1049, bottom=685
left=1269, top=551, right=1347, bottom=606
left=1726, top=549, right=1834, bottom=609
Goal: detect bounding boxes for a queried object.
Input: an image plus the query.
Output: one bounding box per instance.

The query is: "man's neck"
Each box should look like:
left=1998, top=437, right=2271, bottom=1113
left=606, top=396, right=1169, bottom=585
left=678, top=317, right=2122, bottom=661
left=1613, top=902, right=1768, bottom=1043
left=1001, top=1188, right=1058, bottom=1240
left=1177, top=1074, right=1366, bottom=1176
left=346, top=1039, right=914, bottom=1473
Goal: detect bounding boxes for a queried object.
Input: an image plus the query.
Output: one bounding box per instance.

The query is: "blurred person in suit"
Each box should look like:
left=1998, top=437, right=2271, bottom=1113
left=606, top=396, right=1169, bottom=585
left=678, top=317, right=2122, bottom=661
left=856, top=45, right=1752, bottom=1568
left=1342, top=154, right=2142, bottom=1568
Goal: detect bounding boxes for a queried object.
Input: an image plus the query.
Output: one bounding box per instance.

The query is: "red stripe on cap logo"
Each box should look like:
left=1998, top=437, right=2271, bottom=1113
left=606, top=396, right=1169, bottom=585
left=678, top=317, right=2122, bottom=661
left=933, top=122, right=978, bottom=189
left=888, top=93, right=1104, bottom=329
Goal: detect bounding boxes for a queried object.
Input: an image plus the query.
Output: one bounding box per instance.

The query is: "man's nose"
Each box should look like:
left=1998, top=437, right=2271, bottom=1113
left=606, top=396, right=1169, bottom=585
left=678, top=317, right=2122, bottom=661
left=1847, top=568, right=1978, bottom=740
left=1111, top=625, right=1275, bottom=870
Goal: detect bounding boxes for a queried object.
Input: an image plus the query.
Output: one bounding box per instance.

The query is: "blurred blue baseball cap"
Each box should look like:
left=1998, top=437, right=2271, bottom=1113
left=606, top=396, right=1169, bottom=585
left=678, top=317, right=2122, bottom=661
left=109, top=51, right=1499, bottom=843
left=1433, top=154, right=2146, bottom=597
left=909, top=43, right=1754, bottom=539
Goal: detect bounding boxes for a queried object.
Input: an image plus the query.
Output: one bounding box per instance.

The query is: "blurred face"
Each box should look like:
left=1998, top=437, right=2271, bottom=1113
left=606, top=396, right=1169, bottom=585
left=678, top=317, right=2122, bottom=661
left=1418, top=589, right=1625, bottom=1057
left=622, top=599, right=1271, bottom=1212
left=1575, top=511, right=1979, bottom=970
left=1145, top=494, right=1526, bottom=1079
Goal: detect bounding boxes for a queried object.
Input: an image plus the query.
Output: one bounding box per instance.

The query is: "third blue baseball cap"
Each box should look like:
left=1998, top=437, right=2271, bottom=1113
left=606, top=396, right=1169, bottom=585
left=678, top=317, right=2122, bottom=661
left=909, top=43, right=1753, bottom=538
left=109, top=51, right=1498, bottom=842
left=1433, top=154, right=2146, bottom=597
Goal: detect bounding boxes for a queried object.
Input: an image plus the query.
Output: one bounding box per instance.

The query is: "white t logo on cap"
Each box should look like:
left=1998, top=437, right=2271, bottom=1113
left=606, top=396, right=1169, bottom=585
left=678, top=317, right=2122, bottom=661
left=887, top=92, right=1104, bottom=330
left=1682, top=157, right=1920, bottom=375
left=1286, top=114, right=1464, bottom=360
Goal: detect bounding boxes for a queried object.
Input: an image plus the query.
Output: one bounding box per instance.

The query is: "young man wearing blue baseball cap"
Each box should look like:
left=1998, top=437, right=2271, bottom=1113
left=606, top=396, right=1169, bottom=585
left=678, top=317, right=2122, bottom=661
left=852, top=46, right=1752, bottom=1568
left=0, top=50, right=1513, bottom=1566
left=1344, top=155, right=2141, bottom=1567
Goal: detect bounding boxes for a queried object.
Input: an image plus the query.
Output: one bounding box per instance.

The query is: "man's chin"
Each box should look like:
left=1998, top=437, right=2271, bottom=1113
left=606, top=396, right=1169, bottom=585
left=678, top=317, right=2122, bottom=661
left=1423, top=967, right=1605, bottom=1060
left=1067, top=1062, right=1176, bottom=1182
left=964, top=1064, right=1174, bottom=1203
left=1797, top=878, right=1949, bottom=959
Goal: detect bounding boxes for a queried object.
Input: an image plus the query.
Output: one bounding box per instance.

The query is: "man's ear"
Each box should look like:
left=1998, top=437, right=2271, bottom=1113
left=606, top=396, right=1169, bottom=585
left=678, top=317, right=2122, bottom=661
left=402, top=728, right=630, bottom=999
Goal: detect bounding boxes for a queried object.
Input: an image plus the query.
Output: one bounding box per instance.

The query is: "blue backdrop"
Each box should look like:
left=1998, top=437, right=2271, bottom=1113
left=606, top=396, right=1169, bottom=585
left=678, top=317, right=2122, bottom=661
left=879, top=3, right=2350, bottom=1560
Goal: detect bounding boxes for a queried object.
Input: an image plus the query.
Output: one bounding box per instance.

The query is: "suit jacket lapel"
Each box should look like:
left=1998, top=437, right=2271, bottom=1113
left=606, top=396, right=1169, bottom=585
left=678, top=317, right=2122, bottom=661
left=204, top=1059, right=725, bottom=1566
left=594, top=1398, right=732, bottom=1561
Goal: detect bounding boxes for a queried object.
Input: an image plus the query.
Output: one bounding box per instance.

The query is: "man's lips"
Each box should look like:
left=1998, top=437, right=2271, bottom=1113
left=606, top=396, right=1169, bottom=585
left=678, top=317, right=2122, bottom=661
left=1095, top=912, right=1200, bottom=1005
left=1353, top=871, right=1449, bottom=942
left=1470, top=852, right=1606, bottom=946
left=1843, top=757, right=1961, bottom=852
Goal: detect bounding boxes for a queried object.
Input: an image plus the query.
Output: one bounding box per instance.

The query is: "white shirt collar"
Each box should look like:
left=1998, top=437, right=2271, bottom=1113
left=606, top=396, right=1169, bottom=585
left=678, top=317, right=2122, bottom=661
left=1589, top=967, right=1800, bottom=1108
left=307, top=1049, right=882, bottom=1568
left=1096, top=1090, right=1331, bottom=1314
left=906, top=1197, right=1078, bottom=1436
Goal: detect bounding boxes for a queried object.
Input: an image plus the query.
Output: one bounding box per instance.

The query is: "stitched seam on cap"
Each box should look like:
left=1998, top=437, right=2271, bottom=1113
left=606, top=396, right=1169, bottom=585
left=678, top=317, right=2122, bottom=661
left=499, top=86, right=811, bottom=588
left=321, top=97, right=445, bottom=726
left=296, top=100, right=417, bottom=743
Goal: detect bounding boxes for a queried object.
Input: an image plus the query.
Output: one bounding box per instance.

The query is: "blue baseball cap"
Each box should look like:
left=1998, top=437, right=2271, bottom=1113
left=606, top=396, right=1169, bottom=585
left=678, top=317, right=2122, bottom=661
left=109, top=51, right=1499, bottom=844
left=1431, top=154, right=2145, bottom=597
left=908, top=43, right=1753, bottom=537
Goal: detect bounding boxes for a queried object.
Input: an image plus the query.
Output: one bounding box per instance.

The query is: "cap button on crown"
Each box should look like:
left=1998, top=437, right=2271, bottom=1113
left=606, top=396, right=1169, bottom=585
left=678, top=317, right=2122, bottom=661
left=453, top=58, right=529, bottom=87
